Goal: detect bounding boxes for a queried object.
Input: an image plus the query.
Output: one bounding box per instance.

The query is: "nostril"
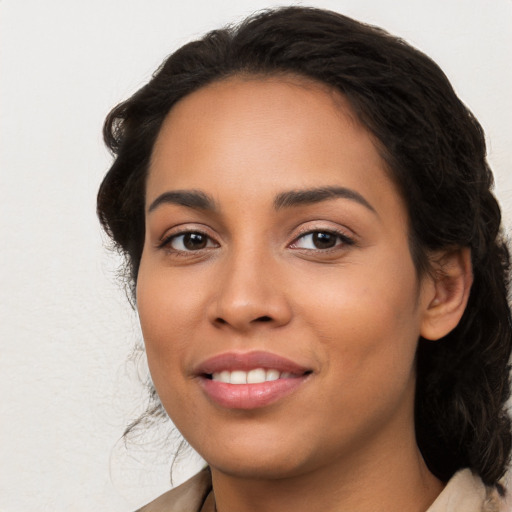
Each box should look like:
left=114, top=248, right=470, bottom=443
left=213, top=315, right=274, bottom=327
left=255, top=316, right=272, bottom=322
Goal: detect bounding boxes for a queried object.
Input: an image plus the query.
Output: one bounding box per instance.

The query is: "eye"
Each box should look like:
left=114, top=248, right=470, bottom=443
left=162, top=231, right=218, bottom=252
left=290, top=230, right=353, bottom=250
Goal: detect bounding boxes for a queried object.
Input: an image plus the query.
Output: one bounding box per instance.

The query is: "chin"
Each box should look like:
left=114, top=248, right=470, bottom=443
left=199, top=439, right=319, bottom=481
left=209, top=456, right=308, bottom=481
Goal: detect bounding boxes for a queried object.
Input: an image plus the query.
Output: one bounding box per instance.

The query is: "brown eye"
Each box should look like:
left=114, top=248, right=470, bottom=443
left=291, top=230, right=354, bottom=251
left=183, top=232, right=208, bottom=250
left=166, top=231, right=217, bottom=251
left=311, top=232, right=337, bottom=249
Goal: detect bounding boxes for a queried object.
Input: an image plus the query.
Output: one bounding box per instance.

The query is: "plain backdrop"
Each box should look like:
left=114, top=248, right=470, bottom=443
left=1, top=0, right=511, bottom=510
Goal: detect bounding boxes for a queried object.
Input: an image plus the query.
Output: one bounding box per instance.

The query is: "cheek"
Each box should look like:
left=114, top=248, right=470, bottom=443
left=136, top=259, right=204, bottom=382
left=136, top=271, right=198, bottom=423
left=309, top=284, right=420, bottom=436
left=297, top=256, right=421, bottom=377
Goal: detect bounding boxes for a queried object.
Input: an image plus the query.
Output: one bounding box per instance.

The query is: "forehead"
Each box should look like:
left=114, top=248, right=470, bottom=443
left=147, top=75, right=402, bottom=217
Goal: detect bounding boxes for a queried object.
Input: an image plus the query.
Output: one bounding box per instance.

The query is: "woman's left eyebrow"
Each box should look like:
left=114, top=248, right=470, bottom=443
left=273, top=186, right=377, bottom=215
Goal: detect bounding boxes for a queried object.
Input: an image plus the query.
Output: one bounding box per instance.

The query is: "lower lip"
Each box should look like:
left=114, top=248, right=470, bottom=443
left=200, top=375, right=309, bottom=409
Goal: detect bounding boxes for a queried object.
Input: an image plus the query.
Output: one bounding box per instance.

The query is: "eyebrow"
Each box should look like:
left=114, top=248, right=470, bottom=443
left=273, top=186, right=377, bottom=214
left=148, top=190, right=217, bottom=213
left=147, top=185, right=377, bottom=215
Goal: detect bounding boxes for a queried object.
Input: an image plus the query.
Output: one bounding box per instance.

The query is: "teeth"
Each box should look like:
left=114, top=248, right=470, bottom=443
left=266, top=369, right=280, bottom=381
left=230, top=370, right=246, bottom=384
left=219, top=370, right=230, bottom=383
left=211, top=368, right=294, bottom=384
left=247, top=368, right=266, bottom=384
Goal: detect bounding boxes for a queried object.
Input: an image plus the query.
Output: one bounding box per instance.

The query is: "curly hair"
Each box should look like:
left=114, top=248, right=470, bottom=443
left=97, top=6, right=512, bottom=487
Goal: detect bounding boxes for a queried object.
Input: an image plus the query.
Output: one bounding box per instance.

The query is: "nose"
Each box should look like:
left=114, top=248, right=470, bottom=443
left=207, top=249, right=292, bottom=332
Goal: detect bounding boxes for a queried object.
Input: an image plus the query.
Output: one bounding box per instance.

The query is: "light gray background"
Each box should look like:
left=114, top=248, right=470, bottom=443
left=1, top=0, right=511, bottom=510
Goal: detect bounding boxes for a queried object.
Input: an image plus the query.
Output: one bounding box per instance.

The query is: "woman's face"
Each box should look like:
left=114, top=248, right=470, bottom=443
left=137, top=76, right=435, bottom=479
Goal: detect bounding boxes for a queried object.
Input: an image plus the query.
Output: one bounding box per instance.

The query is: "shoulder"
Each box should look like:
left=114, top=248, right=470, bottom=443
left=135, top=467, right=212, bottom=512
left=426, top=469, right=510, bottom=512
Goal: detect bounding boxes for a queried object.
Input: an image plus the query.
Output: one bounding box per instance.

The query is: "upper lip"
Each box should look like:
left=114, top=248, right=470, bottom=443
left=194, top=351, right=311, bottom=376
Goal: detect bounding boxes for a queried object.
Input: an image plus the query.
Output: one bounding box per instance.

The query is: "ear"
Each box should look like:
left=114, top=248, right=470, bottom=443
left=420, top=247, right=473, bottom=341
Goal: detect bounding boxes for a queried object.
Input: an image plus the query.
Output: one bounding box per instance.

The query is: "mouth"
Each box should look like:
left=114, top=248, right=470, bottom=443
left=195, top=351, right=313, bottom=409
left=207, top=368, right=303, bottom=384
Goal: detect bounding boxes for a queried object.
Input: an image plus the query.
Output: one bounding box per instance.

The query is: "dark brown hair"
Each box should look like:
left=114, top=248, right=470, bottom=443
left=98, top=6, right=512, bottom=487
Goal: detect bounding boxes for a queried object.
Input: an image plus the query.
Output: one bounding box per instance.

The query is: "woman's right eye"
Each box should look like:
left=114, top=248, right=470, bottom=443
left=161, top=231, right=218, bottom=252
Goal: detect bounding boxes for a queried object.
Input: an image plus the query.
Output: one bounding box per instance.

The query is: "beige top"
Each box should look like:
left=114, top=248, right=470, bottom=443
left=136, top=467, right=509, bottom=512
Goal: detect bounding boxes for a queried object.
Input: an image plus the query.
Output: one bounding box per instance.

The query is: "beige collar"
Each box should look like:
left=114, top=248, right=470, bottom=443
left=137, top=467, right=508, bottom=512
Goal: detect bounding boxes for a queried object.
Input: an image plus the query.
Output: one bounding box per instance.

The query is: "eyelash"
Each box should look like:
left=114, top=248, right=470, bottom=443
left=158, top=227, right=355, bottom=255
left=289, top=228, right=355, bottom=251
left=158, top=230, right=217, bottom=253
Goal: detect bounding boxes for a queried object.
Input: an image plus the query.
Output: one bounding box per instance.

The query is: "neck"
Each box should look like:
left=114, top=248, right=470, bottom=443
left=210, top=426, right=443, bottom=512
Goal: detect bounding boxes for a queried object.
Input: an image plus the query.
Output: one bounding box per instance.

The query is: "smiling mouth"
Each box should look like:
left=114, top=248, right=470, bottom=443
left=196, top=351, right=313, bottom=409
left=207, top=368, right=310, bottom=384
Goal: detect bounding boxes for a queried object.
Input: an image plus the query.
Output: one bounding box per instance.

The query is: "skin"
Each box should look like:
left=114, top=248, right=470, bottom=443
left=137, top=76, right=471, bottom=512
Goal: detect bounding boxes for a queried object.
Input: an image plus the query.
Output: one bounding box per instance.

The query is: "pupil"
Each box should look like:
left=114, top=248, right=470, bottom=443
left=313, top=232, right=335, bottom=249
left=184, top=233, right=207, bottom=250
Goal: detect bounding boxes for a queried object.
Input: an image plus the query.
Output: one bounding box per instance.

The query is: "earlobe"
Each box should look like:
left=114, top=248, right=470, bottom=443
left=420, top=247, right=473, bottom=341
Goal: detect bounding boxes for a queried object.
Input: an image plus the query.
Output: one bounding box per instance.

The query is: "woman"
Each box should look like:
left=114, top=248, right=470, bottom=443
left=97, top=7, right=511, bottom=512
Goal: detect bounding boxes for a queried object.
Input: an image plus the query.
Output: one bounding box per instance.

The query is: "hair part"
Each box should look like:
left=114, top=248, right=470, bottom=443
left=98, top=6, right=512, bottom=486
